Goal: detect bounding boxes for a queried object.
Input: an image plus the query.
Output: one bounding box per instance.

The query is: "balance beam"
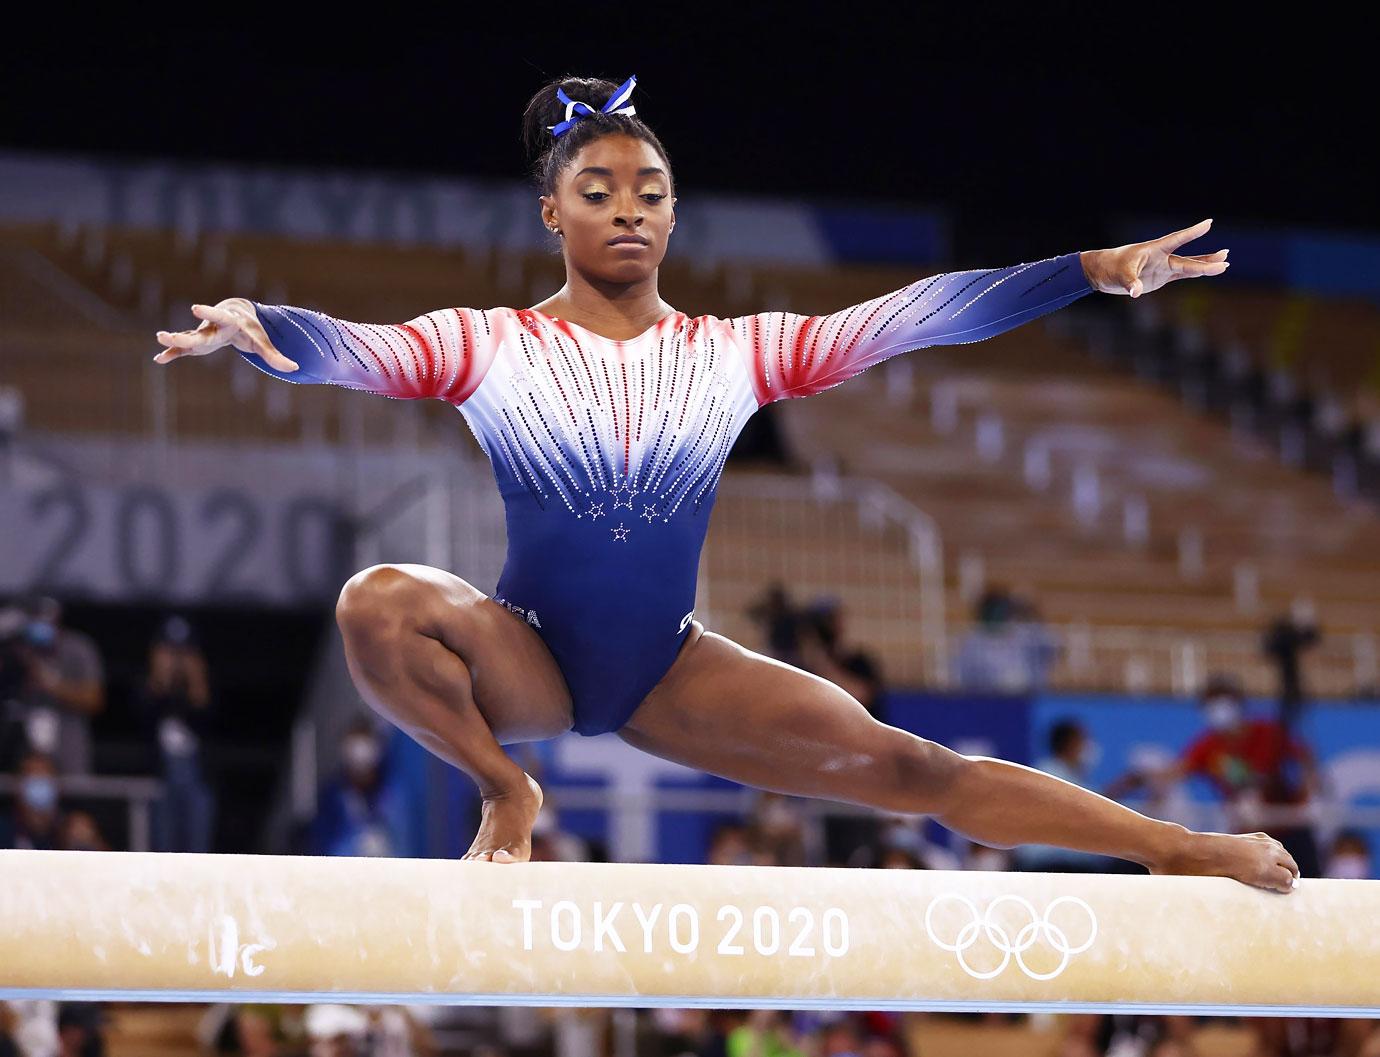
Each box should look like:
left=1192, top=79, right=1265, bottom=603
left=1, top=850, right=1377, bottom=1017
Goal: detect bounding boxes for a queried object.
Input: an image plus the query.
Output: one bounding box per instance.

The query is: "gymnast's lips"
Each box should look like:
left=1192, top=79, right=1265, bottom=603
left=607, top=234, right=649, bottom=246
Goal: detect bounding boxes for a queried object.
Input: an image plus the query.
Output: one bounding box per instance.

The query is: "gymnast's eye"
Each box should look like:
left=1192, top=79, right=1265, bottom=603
left=582, top=191, right=609, bottom=201
left=642, top=194, right=667, bottom=203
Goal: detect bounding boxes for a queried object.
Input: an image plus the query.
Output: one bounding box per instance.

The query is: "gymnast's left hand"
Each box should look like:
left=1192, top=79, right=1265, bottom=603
left=1080, top=217, right=1229, bottom=299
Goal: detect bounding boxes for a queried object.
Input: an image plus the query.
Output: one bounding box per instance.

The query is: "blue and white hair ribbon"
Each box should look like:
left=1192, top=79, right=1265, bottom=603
left=548, top=74, right=638, bottom=138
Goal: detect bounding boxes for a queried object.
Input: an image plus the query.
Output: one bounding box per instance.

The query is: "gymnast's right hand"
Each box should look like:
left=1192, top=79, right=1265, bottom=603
left=154, top=298, right=299, bottom=372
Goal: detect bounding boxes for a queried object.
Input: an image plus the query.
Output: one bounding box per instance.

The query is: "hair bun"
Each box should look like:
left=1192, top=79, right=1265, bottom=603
left=521, top=75, right=623, bottom=160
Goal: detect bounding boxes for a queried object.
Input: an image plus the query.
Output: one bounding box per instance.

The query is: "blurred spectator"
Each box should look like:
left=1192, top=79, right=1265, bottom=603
left=707, top=822, right=758, bottom=866
left=797, top=598, right=884, bottom=718
left=1113, top=674, right=1322, bottom=877
left=726, top=1010, right=807, bottom=1057
left=1013, top=720, right=1113, bottom=873
left=0, top=1004, right=17, bottom=1057
left=846, top=815, right=960, bottom=871
left=55, top=1006, right=103, bottom=1057
left=2, top=1001, right=57, bottom=1057
left=212, top=1005, right=298, bottom=1057
left=746, top=791, right=809, bottom=867
left=541, top=1008, right=610, bottom=1057
left=528, top=802, right=590, bottom=862
left=0, top=598, right=104, bottom=775
left=59, top=811, right=108, bottom=853
left=746, top=583, right=806, bottom=669
left=1, top=752, right=62, bottom=850
left=1263, top=598, right=1320, bottom=716
left=1323, top=830, right=1372, bottom=879
left=310, top=720, right=417, bottom=858
left=727, top=405, right=796, bottom=468
left=304, top=1005, right=367, bottom=1057
left=361, top=1008, right=434, bottom=1057
left=135, top=615, right=215, bottom=852
left=954, top=588, right=1058, bottom=694
left=783, top=596, right=886, bottom=865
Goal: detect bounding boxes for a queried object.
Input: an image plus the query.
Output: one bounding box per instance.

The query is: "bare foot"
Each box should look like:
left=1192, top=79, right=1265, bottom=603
left=462, top=773, right=543, bottom=863
left=1152, top=829, right=1300, bottom=894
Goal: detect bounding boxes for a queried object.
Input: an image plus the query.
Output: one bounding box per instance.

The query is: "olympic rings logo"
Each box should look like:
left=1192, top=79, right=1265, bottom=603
left=923, top=894, right=1098, bottom=981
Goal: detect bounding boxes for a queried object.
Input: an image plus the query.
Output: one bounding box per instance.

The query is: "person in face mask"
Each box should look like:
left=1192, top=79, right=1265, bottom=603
left=16, top=596, right=105, bottom=776
left=309, top=719, right=419, bottom=858
left=1, top=751, right=63, bottom=850
left=1131, top=673, right=1322, bottom=877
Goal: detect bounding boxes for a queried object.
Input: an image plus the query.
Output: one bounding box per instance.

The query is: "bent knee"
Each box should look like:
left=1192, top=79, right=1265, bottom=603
left=336, top=564, right=436, bottom=642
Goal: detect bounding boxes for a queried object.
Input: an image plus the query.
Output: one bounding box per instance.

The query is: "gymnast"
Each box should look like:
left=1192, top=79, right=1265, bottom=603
left=153, top=74, right=1299, bottom=894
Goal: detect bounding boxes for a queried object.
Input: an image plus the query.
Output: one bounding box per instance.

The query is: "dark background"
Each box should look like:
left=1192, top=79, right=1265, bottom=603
left=5, top=8, right=1369, bottom=261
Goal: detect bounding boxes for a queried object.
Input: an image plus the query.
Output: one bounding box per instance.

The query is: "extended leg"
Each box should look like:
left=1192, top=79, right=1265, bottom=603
left=336, top=563, right=575, bottom=861
left=621, top=625, right=1299, bottom=892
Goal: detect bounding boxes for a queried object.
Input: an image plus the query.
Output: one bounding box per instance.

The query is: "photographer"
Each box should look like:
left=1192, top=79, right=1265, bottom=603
left=134, top=615, right=215, bottom=853
left=0, top=597, right=105, bottom=774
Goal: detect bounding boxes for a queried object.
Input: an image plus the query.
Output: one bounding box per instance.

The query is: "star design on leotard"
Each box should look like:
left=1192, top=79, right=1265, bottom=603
left=641, top=504, right=658, bottom=523
left=511, top=370, right=529, bottom=387
left=586, top=502, right=605, bottom=519
left=611, top=522, right=631, bottom=542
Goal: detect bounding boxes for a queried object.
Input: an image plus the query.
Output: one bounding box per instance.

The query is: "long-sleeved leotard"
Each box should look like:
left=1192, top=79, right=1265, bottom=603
left=244, top=250, right=1093, bottom=736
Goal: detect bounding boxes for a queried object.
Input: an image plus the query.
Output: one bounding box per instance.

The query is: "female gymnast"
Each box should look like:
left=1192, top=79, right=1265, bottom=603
left=153, top=74, right=1299, bottom=894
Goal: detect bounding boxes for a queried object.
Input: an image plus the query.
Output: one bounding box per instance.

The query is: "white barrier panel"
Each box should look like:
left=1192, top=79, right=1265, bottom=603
left=1, top=851, right=1377, bottom=1016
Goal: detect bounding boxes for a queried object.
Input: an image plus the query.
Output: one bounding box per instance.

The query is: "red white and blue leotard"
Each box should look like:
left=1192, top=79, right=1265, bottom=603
left=244, top=251, right=1094, bottom=735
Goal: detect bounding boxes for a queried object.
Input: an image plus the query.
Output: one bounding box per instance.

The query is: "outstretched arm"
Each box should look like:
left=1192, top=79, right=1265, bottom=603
left=155, top=298, right=496, bottom=405
left=731, top=251, right=1095, bottom=404
left=732, top=218, right=1229, bottom=405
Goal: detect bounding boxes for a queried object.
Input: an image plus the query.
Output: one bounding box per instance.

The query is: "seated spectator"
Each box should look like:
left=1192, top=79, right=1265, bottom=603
left=726, top=1010, right=807, bottom=1057
left=746, top=583, right=806, bottom=669
left=11, top=597, right=105, bottom=775
left=3, top=1001, right=58, bottom=1057
left=135, top=615, right=215, bottom=853
left=528, top=803, right=589, bottom=863
left=304, top=1006, right=366, bottom=1057
left=797, top=598, right=885, bottom=718
left=847, top=815, right=961, bottom=871
left=59, top=812, right=108, bottom=853
left=954, top=588, right=1057, bottom=694
left=55, top=1005, right=104, bottom=1057
left=1, top=752, right=63, bottom=850
left=706, top=822, right=757, bottom=867
left=310, top=720, right=417, bottom=858
left=746, top=791, right=808, bottom=867
left=1323, top=830, right=1371, bottom=879
left=1013, top=720, right=1114, bottom=873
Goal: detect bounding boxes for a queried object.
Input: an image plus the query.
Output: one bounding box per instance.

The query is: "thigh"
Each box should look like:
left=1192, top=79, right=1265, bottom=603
left=345, top=563, right=574, bottom=744
left=618, top=625, right=945, bottom=813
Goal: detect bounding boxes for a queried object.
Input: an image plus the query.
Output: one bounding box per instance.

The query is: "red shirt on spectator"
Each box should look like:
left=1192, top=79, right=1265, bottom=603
left=1181, top=719, right=1309, bottom=802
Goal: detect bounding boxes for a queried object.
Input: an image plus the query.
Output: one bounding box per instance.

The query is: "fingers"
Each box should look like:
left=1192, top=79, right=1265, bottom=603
left=1156, top=217, right=1213, bottom=252
left=1265, top=864, right=1296, bottom=894
left=257, top=342, right=300, bottom=373
left=153, top=324, right=216, bottom=363
left=190, top=302, right=240, bottom=326
left=1169, top=253, right=1230, bottom=278
left=1185, top=249, right=1229, bottom=262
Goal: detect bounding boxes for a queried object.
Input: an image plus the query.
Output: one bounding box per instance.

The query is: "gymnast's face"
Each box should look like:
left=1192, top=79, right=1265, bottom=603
left=540, top=132, right=676, bottom=282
